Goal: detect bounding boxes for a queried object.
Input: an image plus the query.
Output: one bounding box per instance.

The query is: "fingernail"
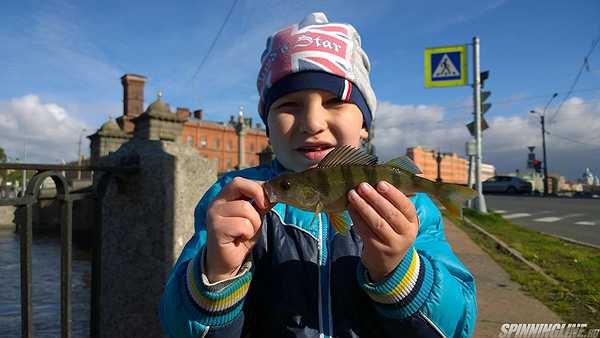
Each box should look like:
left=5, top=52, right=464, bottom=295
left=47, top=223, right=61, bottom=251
left=349, top=189, right=359, bottom=201
left=359, top=183, right=371, bottom=193
left=377, top=181, right=389, bottom=192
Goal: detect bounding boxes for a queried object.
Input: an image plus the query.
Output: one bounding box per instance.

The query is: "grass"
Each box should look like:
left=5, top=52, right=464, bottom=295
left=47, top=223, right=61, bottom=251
left=446, top=208, right=600, bottom=327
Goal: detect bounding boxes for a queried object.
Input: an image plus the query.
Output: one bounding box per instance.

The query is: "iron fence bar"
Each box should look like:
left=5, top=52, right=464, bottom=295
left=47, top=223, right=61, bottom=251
left=21, top=203, right=33, bottom=338
left=61, top=198, right=73, bottom=338
left=0, top=198, right=29, bottom=206
left=0, top=163, right=138, bottom=173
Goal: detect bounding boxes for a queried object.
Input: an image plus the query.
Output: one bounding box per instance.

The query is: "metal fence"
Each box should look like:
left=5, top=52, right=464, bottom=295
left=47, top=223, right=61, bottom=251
left=0, top=162, right=138, bottom=338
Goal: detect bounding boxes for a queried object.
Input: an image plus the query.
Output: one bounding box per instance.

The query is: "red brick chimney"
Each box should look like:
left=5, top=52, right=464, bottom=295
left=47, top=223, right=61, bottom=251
left=118, top=74, right=146, bottom=133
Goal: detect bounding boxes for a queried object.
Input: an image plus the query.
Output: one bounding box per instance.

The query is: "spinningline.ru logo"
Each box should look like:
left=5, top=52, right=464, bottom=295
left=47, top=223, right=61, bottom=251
left=499, top=323, right=599, bottom=337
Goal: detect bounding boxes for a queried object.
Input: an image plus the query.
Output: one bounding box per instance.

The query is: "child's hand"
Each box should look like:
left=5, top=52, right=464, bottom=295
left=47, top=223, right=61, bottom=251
left=205, top=177, right=270, bottom=283
left=347, top=181, right=419, bottom=283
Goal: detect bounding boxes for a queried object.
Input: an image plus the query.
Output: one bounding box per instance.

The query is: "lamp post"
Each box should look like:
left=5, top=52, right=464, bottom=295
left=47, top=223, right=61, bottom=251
left=77, top=128, right=87, bottom=180
left=530, top=93, right=558, bottom=196
left=433, top=150, right=443, bottom=183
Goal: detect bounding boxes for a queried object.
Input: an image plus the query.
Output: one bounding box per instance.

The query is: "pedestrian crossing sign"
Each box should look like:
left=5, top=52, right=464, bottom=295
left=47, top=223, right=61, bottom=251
left=424, top=45, right=468, bottom=88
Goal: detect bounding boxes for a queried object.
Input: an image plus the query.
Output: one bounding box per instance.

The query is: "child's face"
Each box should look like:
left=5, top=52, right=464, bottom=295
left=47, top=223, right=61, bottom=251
left=267, top=89, right=369, bottom=172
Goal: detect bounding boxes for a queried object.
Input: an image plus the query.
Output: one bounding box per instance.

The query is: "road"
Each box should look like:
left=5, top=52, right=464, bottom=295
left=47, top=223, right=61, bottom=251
left=483, top=194, right=600, bottom=247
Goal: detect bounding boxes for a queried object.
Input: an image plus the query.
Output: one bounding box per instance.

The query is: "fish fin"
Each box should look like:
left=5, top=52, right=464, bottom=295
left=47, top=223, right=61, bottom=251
left=308, top=202, right=322, bottom=229
left=328, top=212, right=350, bottom=235
left=436, top=183, right=478, bottom=218
left=384, top=156, right=422, bottom=174
left=318, top=145, right=378, bottom=168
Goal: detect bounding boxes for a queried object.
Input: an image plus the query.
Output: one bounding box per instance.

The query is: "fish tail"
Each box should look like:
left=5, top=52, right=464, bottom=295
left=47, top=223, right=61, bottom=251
left=435, top=183, right=478, bottom=218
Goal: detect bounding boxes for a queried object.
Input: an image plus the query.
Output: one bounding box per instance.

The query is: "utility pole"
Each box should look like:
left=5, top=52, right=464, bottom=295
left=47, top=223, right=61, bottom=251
left=530, top=93, right=557, bottom=196
left=472, top=36, right=487, bottom=213
left=540, top=115, right=549, bottom=195
left=466, top=140, right=476, bottom=208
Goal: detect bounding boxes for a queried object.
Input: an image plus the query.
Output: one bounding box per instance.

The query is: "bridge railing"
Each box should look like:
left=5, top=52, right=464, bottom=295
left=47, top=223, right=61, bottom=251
left=0, top=162, right=138, bottom=338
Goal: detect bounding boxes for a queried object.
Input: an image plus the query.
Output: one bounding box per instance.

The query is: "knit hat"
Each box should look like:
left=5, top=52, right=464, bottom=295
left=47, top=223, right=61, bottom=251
left=257, top=12, right=377, bottom=131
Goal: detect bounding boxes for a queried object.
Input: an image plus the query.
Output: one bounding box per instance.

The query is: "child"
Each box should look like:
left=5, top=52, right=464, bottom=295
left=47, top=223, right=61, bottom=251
left=160, top=12, right=477, bottom=338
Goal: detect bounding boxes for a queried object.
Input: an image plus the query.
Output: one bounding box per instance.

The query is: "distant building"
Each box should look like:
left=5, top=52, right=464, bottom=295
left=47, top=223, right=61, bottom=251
left=406, top=146, right=494, bottom=185
left=89, top=74, right=270, bottom=174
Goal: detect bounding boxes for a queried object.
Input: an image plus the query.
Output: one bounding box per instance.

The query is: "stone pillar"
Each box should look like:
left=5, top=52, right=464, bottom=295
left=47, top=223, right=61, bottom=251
left=88, top=119, right=132, bottom=165
left=97, top=96, right=217, bottom=337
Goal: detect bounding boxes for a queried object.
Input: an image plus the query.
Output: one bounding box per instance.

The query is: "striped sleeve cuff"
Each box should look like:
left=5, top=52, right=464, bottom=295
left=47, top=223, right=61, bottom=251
left=182, top=246, right=253, bottom=326
left=357, top=246, right=434, bottom=319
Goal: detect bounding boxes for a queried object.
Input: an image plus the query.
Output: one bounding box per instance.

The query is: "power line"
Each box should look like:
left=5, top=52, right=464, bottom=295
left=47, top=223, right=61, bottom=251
left=438, top=87, right=600, bottom=113
left=546, top=131, right=600, bottom=148
left=548, top=32, right=600, bottom=124
left=188, top=0, right=241, bottom=84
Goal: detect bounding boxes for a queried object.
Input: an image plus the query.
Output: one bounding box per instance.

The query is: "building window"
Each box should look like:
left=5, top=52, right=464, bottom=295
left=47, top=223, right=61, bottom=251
left=200, top=136, right=207, bottom=147
left=215, top=139, right=220, bottom=149
left=186, top=135, right=194, bottom=145
left=226, top=159, right=232, bottom=169
left=250, top=143, right=255, bottom=152
left=226, top=140, right=232, bottom=151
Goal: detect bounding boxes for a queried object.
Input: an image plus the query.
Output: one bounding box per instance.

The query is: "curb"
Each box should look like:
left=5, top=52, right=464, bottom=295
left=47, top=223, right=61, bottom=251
left=536, top=231, right=600, bottom=250
left=461, top=216, right=560, bottom=285
left=459, top=216, right=598, bottom=314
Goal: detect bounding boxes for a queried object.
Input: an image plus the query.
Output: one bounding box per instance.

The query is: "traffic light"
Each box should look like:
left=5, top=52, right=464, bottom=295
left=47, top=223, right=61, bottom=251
left=466, top=71, right=492, bottom=136
left=532, top=159, right=542, bottom=173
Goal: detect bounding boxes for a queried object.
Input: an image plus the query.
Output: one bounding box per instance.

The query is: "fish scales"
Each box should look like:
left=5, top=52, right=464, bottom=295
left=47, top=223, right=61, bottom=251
left=263, top=145, right=478, bottom=234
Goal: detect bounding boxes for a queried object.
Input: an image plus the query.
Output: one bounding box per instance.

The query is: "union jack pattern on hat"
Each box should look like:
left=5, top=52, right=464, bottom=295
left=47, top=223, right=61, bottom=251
left=257, top=12, right=376, bottom=131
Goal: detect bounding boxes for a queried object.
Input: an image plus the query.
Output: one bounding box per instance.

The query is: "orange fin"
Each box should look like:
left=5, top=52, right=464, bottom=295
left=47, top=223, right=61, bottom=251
left=328, top=212, right=351, bottom=235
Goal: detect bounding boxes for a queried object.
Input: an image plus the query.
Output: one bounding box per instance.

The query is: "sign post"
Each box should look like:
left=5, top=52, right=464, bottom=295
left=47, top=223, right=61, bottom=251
left=472, top=36, right=487, bottom=213
left=425, top=41, right=487, bottom=213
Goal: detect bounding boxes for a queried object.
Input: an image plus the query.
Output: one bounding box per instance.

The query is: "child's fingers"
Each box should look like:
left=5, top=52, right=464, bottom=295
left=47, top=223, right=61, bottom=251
left=214, top=216, right=258, bottom=243
left=348, top=205, right=389, bottom=250
left=214, top=200, right=262, bottom=232
left=356, top=182, right=410, bottom=235
left=375, top=181, right=419, bottom=227
left=218, top=177, right=269, bottom=210
left=347, top=188, right=396, bottom=244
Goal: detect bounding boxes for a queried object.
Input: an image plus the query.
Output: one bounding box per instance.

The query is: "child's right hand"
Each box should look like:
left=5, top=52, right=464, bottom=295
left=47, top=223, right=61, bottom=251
left=204, top=177, right=270, bottom=283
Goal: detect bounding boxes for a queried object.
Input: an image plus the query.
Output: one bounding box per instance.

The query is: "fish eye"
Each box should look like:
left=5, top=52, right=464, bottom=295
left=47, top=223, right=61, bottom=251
left=280, top=180, right=291, bottom=191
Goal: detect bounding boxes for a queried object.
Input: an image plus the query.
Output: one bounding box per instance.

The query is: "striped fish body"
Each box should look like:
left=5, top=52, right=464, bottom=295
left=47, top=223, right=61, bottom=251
left=264, top=145, right=477, bottom=234
left=300, top=164, right=434, bottom=213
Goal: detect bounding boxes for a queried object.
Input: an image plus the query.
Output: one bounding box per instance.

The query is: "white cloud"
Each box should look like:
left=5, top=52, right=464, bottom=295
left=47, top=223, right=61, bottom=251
left=0, top=95, right=90, bottom=163
left=373, top=96, right=600, bottom=179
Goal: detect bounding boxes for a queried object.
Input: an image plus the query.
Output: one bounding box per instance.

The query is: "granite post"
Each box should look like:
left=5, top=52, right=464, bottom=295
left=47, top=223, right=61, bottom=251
left=97, top=96, right=217, bottom=337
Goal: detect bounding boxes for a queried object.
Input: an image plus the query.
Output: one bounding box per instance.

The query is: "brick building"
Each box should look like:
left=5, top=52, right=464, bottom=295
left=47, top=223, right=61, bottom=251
left=407, top=146, right=495, bottom=185
left=95, top=74, right=270, bottom=173
left=182, top=113, right=269, bottom=172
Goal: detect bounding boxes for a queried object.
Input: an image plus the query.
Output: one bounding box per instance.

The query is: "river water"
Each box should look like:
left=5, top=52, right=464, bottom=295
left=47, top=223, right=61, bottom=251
left=0, top=229, right=91, bottom=337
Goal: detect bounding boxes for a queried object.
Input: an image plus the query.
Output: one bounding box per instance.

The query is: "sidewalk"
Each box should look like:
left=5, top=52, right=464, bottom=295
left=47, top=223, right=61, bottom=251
left=443, top=217, right=561, bottom=338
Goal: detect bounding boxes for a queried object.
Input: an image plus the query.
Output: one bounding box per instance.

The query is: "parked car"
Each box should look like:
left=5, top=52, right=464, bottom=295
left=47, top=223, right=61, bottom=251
left=482, top=176, right=532, bottom=194
left=573, top=191, right=600, bottom=199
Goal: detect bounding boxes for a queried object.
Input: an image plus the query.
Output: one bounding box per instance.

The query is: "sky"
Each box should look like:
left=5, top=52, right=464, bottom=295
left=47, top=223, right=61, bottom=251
left=1, top=0, right=599, bottom=180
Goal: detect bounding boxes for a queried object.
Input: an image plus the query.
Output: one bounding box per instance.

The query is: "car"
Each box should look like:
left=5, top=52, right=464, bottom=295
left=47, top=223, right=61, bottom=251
left=482, top=176, right=533, bottom=194
left=573, top=191, right=600, bottom=199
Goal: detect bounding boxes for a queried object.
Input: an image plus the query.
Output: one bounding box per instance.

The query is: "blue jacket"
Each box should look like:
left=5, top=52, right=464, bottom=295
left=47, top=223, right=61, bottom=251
left=160, top=161, right=477, bottom=337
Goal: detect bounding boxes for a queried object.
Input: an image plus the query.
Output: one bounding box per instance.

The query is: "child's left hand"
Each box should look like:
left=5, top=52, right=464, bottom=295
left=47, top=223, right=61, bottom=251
left=347, top=181, right=419, bottom=283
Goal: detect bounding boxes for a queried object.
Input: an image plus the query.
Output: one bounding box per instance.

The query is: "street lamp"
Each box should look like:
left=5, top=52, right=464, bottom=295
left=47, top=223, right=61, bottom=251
left=530, top=93, right=558, bottom=196
left=77, top=128, right=88, bottom=180
left=432, top=150, right=443, bottom=183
